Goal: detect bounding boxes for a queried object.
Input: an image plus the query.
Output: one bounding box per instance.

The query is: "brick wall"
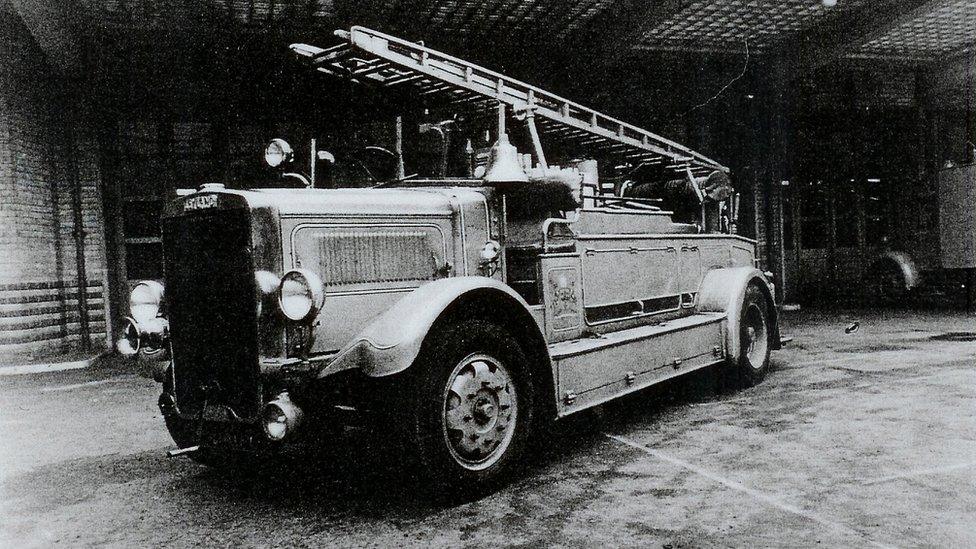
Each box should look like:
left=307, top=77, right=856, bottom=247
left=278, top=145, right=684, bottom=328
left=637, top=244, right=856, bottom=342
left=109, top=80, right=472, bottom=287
left=0, top=7, right=109, bottom=363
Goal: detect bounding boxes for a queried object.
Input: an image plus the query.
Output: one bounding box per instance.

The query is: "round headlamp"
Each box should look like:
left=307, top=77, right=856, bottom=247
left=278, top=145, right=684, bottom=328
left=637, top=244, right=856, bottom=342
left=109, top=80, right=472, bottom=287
left=264, top=138, right=294, bottom=168
left=278, top=269, right=325, bottom=322
left=261, top=393, right=304, bottom=442
left=129, top=280, right=164, bottom=323
left=117, top=317, right=141, bottom=356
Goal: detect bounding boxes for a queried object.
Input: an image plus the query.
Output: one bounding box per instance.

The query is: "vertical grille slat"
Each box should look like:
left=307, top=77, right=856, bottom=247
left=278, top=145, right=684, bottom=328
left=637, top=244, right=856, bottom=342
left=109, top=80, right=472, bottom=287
left=163, top=209, right=260, bottom=419
left=307, top=230, right=437, bottom=286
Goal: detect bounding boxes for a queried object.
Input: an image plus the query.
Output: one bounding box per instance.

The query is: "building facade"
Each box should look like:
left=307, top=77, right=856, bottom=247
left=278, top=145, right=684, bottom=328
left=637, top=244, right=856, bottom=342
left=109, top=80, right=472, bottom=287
left=0, top=0, right=972, bottom=363
left=1, top=6, right=107, bottom=361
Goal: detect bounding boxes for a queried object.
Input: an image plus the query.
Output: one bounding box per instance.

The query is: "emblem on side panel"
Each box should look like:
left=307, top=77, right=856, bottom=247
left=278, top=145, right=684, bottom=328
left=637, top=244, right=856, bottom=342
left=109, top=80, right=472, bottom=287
left=550, top=271, right=578, bottom=318
left=547, top=268, right=581, bottom=333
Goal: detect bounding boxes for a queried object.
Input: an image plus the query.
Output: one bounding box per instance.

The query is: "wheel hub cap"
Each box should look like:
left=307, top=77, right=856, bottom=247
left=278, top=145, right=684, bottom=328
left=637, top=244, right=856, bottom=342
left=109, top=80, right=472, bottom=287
left=744, top=305, right=768, bottom=369
left=443, top=354, right=517, bottom=470
left=473, top=398, right=496, bottom=424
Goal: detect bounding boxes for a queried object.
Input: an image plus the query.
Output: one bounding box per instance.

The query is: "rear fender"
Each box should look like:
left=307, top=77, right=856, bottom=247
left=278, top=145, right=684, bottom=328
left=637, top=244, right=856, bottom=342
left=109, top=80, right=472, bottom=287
left=696, top=267, right=780, bottom=359
left=320, top=277, right=547, bottom=379
left=869, top=251, right=921, bottom=290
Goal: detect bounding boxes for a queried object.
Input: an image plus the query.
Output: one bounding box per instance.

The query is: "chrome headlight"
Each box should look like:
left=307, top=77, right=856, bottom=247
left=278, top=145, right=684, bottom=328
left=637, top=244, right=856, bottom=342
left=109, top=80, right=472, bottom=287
left=129, top=281, right=164, bottom=323
left=262, top=393, right=304, bottom=442
left=278, top=269, right=325, bottom=322
left=117, top=317, right=141, bottom=356
left=264, top=138, right=293, bottom=168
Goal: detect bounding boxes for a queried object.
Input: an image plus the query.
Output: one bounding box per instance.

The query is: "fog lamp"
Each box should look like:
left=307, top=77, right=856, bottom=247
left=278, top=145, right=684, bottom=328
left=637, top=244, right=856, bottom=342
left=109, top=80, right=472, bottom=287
left=117, top=317, right=141, bottom=356
left=261, top=393, right=304, bottom=442
left=278, top=269, right=325, bottom=322
left=264, top=138, right=294, bottom=168
left=139, top=316, right=170, bottom=355
left=130, top=280, right=164, bottom=323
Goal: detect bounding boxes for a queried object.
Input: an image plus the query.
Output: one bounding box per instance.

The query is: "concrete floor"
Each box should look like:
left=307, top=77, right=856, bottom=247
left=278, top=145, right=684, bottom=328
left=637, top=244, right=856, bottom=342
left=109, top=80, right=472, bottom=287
left=1, top=309, right=974, bottom=548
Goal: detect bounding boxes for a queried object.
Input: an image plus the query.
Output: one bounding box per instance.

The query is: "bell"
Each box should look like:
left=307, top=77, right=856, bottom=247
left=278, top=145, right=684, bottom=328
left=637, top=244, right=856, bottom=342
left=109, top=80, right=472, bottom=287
left=483, top=132, right=528, bottom=184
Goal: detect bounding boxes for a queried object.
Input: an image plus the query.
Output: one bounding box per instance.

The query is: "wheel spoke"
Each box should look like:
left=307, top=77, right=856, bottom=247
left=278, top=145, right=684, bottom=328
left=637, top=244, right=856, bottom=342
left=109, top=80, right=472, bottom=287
left=450, top=370, right=476, bottom=401
left=455, top=431, right=480, bottom=454
left=445, top=403, right=470, bottom=433
left=471, top=359, right=503, bottom=388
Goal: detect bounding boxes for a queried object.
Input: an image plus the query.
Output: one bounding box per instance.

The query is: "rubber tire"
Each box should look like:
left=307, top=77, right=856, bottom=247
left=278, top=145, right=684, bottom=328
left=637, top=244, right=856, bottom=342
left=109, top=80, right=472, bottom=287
left=403, top=319, right=536, bottom=500
left=865, top=260, right=909, bottom=307
left=731, top=283, right=772, bottom=387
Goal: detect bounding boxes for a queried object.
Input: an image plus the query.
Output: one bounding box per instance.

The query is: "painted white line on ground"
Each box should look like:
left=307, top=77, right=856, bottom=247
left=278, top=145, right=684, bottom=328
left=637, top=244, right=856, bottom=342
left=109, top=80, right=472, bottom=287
left=691, top=370, right=968, bottom=410
left=40, top=377, right=128, bottom=393
left=687, top=396, right=753, bottom=407
left=784, top=356, right=861, bottom=369
left=787, top=351, right=976, bottom=371
left=0, top=358, right=95, bottom=376
left=605, top=433, right=894, bottom=549
left=861, top=462, right=976, bottom=485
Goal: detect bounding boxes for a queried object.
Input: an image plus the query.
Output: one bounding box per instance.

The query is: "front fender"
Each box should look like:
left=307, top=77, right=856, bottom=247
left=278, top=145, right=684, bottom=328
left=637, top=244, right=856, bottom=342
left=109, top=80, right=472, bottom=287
left=319, top=277, right=541, bottom=378
left=696, top=266, right=780, bottom=359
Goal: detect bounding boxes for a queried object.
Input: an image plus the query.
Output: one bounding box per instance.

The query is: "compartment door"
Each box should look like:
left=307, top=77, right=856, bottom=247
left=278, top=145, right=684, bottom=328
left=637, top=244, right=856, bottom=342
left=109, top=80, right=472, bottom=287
left=578, top=237, right=678, bottom=321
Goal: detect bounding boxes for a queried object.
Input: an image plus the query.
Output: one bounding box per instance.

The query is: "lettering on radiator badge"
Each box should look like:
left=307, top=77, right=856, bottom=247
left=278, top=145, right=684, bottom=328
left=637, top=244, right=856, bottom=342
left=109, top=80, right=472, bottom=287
left=184, top=194, right=218, bottom=211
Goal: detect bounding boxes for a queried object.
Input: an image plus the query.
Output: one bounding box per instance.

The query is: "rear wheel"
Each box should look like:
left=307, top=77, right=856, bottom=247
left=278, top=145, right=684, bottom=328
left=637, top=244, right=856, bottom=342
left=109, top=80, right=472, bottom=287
left=866, top=259, right=910, bottom=306
left=731, top=284, right=771, bottom=386
left=404, top=320, right=535, bottom=498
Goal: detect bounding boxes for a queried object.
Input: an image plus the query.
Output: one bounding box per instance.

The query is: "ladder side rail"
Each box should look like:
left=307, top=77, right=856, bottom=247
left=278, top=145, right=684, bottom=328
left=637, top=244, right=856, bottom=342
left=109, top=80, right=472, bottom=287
left=344, top=29, right=700, bottom=168
left=343, top=26, right=728, bottom=172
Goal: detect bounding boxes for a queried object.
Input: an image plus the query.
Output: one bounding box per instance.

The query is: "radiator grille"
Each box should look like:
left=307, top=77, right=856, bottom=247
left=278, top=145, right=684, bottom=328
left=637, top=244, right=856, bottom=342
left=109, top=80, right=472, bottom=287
left=294, top=227, right=443, bottom=287
left=163, top=209, right=261, bottom=419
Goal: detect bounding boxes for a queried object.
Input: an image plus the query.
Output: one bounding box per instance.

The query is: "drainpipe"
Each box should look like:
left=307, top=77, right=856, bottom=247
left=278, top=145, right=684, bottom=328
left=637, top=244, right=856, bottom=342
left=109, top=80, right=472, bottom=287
left=66, top=84, right=91, bottom=351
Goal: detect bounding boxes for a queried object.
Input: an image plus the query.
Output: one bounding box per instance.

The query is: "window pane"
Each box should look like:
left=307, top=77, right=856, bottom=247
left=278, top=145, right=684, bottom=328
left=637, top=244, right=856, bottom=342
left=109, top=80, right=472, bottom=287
left=782, top=189, right=794, bottom=251
left=864, top=178, right=888, bottom=247
left=122, top=200, right=162, bottom=238
left=800, top=181, right=829, bottom=249
left=125, top=243, right=164, bottom=280
left=834, top=181, right=859, bottom=248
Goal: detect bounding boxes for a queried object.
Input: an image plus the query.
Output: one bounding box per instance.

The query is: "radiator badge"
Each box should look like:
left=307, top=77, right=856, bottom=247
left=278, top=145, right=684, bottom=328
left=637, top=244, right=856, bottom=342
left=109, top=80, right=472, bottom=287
left=184, top=194, right=218, bottom=211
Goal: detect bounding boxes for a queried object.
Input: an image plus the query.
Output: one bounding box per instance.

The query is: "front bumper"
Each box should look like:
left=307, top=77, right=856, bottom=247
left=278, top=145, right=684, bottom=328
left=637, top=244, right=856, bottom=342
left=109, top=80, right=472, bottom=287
left=158, top=366, right=367, bottom=455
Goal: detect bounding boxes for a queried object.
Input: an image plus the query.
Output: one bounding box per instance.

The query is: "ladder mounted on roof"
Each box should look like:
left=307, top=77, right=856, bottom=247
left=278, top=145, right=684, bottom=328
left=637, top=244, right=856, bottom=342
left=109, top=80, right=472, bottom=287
left=290, top=26, right=728, bottom=176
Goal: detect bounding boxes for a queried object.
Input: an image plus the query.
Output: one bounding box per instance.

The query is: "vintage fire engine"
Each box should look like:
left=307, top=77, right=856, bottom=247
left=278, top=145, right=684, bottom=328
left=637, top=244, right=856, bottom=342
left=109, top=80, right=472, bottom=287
left=119, top=27, right=781, bottom=495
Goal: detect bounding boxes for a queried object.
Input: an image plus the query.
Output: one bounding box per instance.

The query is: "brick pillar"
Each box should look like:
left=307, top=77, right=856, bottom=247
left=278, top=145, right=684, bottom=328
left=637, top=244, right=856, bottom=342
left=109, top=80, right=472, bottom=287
left=0, top=7, right=108, bottom=363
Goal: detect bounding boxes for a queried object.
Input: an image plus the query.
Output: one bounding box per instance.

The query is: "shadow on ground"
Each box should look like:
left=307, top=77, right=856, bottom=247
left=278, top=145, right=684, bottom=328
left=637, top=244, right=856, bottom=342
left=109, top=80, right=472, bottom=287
left=5, top=359, right=757, bottom=525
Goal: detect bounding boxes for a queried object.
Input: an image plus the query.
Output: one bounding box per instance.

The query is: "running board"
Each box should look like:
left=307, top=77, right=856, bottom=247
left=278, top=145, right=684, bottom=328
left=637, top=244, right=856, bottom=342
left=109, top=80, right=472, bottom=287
left=549, top=312, right=725, bottom=359
left=551, top=313, right=727, bottom=417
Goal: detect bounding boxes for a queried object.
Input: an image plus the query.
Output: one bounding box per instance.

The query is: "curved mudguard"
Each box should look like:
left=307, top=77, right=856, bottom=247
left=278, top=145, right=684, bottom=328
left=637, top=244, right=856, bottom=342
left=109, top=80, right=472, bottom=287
left=870, top=251, right=921, bottom=290
left=696, top=267, right=781, bottom=360
left=319, top=276, right=545, bottom=378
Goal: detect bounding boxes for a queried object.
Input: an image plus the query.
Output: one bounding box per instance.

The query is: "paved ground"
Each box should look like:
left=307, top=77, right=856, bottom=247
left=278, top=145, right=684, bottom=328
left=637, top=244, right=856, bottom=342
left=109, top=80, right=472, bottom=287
left=2, top=309, right=975, bottom=548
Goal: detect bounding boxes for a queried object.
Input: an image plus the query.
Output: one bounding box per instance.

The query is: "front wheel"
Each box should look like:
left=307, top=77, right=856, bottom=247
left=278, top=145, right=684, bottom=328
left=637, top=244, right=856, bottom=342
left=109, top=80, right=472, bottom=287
left=405, top=320, right=535, bottom=498
left=731, top=284, right=772, bottom=386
